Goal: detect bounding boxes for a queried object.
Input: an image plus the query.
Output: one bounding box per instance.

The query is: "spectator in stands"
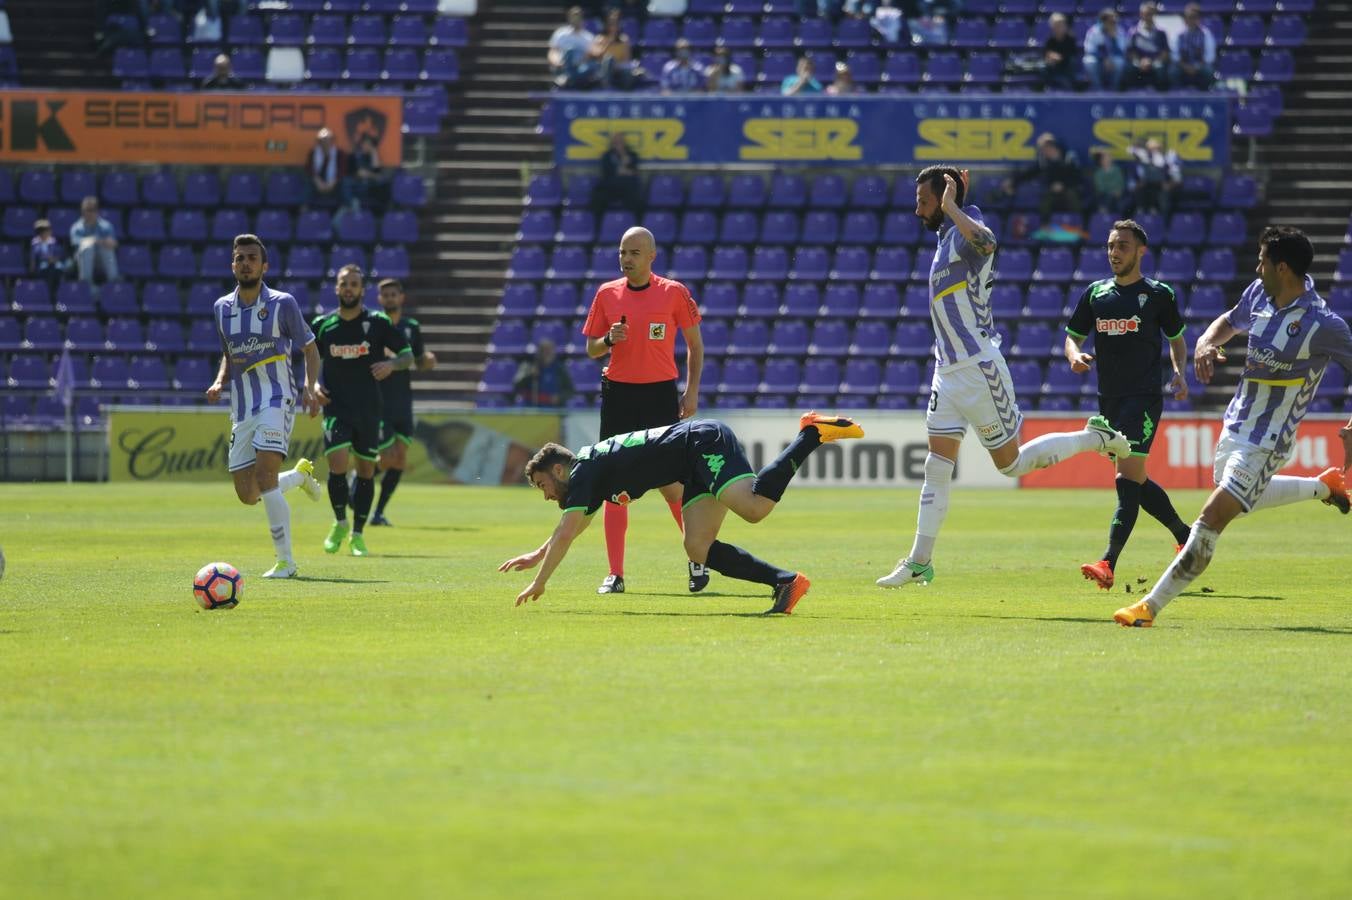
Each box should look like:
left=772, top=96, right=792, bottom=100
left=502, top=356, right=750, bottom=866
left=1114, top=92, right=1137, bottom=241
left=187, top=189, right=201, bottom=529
left=70, top=197, right=119, bottom=285
left=705, top=43, right=746, bottom=93
left=1090, top=150, right=1127, bottom=213
left=1083, top=7, right=1128, bottom=91
left=344, top=133, right=388, bottom=212
left=548, top=6, right=597, bottom=89
left=826, top=61, right=857, bottom=95
left=1131, top=136, right=1182, bottom=216
left=1005, top=132, right=1082, bottom=216
left=590, top=9, right=637, bottom=90
left=870, top=0, right=905, bottom=44
left=1042, top=12, right=1080, bottom=92
left=1171, top=2, right=1216, bottom=91
left=661, top=39, right=705, bottom=93
left=200, top=53, right=244, bottom=90
left=191, top=4, right=223, bottom=45
left=30, top=219, right=70, bottom=291
left=1125, top=1, right=1171, bottom=91
left=781, top=55, right=824, bottom=95
left=514, top=339, right=573, bottom=407
left=590, top=132, right=642, bottom=216
left=307, top=127, right=342, bottom=208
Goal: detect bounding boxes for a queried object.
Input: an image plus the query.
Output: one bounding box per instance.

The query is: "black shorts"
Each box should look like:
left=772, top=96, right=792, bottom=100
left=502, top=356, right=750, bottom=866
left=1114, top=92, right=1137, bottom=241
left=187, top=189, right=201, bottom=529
left=379, top=404, right=414, bottom=450
left=323, top=410, right=381, bottom=461
left=599, top=377, right=680, bottom=439
left=1099, top=394, right=1165, bottom=457
left=681, top=420, right=756, bottom=508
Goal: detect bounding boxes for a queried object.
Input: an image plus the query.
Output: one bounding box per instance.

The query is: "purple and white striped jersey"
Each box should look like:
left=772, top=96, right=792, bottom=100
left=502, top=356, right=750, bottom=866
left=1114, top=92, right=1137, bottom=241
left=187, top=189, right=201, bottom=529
left=928, top=205, right=999, bottom=373
left=1222, top=276, right=1352, bottom=453
left=213, top=284, right=314, bottom=424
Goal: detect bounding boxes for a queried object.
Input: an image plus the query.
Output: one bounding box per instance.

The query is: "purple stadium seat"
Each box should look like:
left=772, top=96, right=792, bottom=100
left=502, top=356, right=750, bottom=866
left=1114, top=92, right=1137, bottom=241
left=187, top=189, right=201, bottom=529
left=308, top=14, right=346, bottom=46
left=288, top=210, right=328, bottom=244
left=146, top=319, right=185, bottom=353
left=149, top=47, right=185, bottom=80
left=537, top=283, right=580, bottom=318
left=562, top=174, right=597, bottom=208
left=1255, top=49, right=1294, bottom=82
left=329, top=245, right=368, bottom=276
left=344, top=48, right=381, bottom=81
left=506, top=246, right=546, bottom=281
left=306, top=48, right=342, bottom=80
left=1206, top=212, right=1247, bottom=246
left=546, top=246, right=586, bottom=280
left=21, top=317, right=63, bottom=351
left=155, top=246, right=195, bottom=279
left=680, top=17, right=717, bottom=48
left=227, top=15, right=265, bottom=45
left=800, top=359, right=841, bottom=394
left=848, top=175, right=887, bottom=209
left=478, top=358, right=518, bottom=398
left=173, top=357, right=213, bottom=391
left=780, top=283, right=819, bottom=317
left=337, top=209, right=377, bottom=243
left=796, top=18, right=832, bottom=50
left=18, top=170, right=56, bottom=205
left=282, top=245, right=322, bottom=280
left=746, top=247, right=787, bottom=282
left=767, top=174, right=808, bottom=210
left=882, top=212, right=920, bottom=246
left=186, top=319, right=220, bottom=353
left=726, top=320, right=769, bottom=356
left=800, top=211, right=839, bottom=246
left=710, top=247, right=749, bottom=281
left=384, top=48, right=420, bottom=82
left=787, top=247, right=827, bottom=281
left=105, top=317, right=145, bottom=352
left=251, top=208, right=291, bottom=244
left=987, top=284, right=1022, bottom=318
left=55, top=281, right=96, bottom=315
left=128, top=208, right=166, bottom=242
left=488, top=320, right=529, bottom=356
left=1218, top=174, right=1258, bottom=209
left=233, top=48, right=265, bottom=80
left=428, top=16, right=468, bottom=48
left=820, top=284, right=859, bottom=318
left=1234, top=105, right=1274, bottom=138
left=7, top=355, right=52, bottom=389
left=391, top=172, right=426, bottom=207
left=882, top=359, right=921, bottom=395
left=1033, top=247, right=1074, bottom=282
left=184, top=283, right=223, bottom=319
left=58, top=170, right=96, bottom=206
left=142, top=282, right=181, bottom=316
left=2, top=204, right=37, bottom=240
left=758, top=211, right=801, bottom=246
left=0, top=245, right=23, bottom=276
left=500, top=284, right=539, bottom=318
left=856, top=283, right=899, bottom=319
left=61, top=317, right=102, bottom=352
left=951, top=19, right=990, bottom=49
left=998, top=248, right=1033, bottom=281
left=871, top=247, right=911, bottom=281
left=882, top=51, right=920, bottom=87
left=669, top=245, right=707, bottom=280
left=701, top=283, right=739, bottom=319
left=840, top=359, right=882, bottom=395
left=1155, top=248, right=1197, bottom=283
left=1198, top=248, right=1236, bottom=282
left=728, top=174, right=767, bottom=209
left=199, top=245, right=232, bottom=277
left=759, top=359, right=800, bottom=397
left=808, top=174, right=847, bottom=209
left=140, top=171, right=178, bottom=206
left=966, top=53, right=1004, bottom=84
left=556, top=211, right=595, bottom=244
left=98, top=281, right=139, bottom=316
left=1007, top=360, right=1042, bottom=396
left=10, top=280, right=50, bottom=314
left=525, top=173, right=562, bottom=208
left=1190, top=285, right=1228, bottom=318
left=267, top=13, right=306, bottom=45
left=222, top=172, right=262, bottom=208
left=1267, top=15, right=1306, bottom=48
left=380, top=210, right=418, bottom=243
left=423, top=49, right=460, bottom=82
left=257, top=171, right=303, bottom=208
left=349, top=15, right=386, bottom=46
left=719, top=18, right=756, bottom=48
left=837, top=212, right=880, bottom=246
left=990, top=18, right=1030, bottom=50
left=680, top=211, right=718, bottom=244
left=127, top=356, right=169, bottom=389
left=598, top=210, right=637, bottom=246
left=1215, top=50, right=1254, bottom=82
left=1164, top=212, right=1206, bottom=248
left=517, top=210, right=555, bottom=243
left=836, top=17, right=873, bottom=49
left=1226, top=15, right=1266, bottom=48
left=687, top=174, right=725, bottom=208
left=768, top=321, right=809, bottom=356
left=389, top=15, right=428, bottom=47
left=1024, top=284, right=1063, bottom=318
left=113, top=47, right=149, bottom=79
left=831, top=247, right=871, bottom=281
left=760, top=50, right=796, bottom=84
left=645, top=174, right=684, bottom=209
left=719, top=358, right=761, bottom=395
left=758, top=17, right=794, bottom=49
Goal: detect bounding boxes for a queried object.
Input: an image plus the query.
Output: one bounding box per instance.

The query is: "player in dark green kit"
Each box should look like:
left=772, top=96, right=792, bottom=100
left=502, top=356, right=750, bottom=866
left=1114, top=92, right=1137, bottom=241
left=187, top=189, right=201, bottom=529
left=312, top=265, right=412, bottom=556
left=370, top=277, right=437, bottom=526
left=1064, top=219, right=1194, bottom=590
left=499, top=413, right=864, bottom=613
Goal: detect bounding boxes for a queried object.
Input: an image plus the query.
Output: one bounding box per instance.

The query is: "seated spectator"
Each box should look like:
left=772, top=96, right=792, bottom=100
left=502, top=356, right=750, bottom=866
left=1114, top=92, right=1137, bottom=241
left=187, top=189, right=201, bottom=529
left=781, top=55, right=824, bottom=95
left=1090, top=151, right=1127, bottom=213
left=69, top=197, right=119, bottom=285
left=870, top=0, right=905, bottom=44
left=590, top=132, right=642, bottom=216
left=826, top=61, right=857, bottom=95
left=549, top=6, right=597, bottom=89
left=343, top=134, right=388, bottom=212
left=1006, top=132, right=1082, bottom=216
left=1042, top=13, right=1080, bottom=92
left=590, top=9, right=638, bottom=89
left=1131, top=137, right=1181, bottom=216
left=705, top=44, right=746, bottom=93
left=30, top=219, right=70, bottom=291
left=307, top=127, right=343, bottom=208
left=200, top=53, right=244, bottom=90
left=1125, top=1, right=1171, bottom=91
left=1171, top=3, right=1216, bottom=91
left=514, top=339, right=573, bottom=407
left=1083, top=7, right=1128, bottom=91
left=661, top=39, right=705, bottom=93
left=604, top=0, right=647, bottom=26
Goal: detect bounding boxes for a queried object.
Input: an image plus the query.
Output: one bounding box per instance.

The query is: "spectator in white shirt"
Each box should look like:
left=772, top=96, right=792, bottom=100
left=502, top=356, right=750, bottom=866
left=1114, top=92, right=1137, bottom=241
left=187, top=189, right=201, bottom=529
left=705, top=44, right=746, bottom=93
left=1170, top=2, right=1216, bottom=90
left=1084, top=7, right=1128, bottom=91
left=548, top=6, right=597, bottom=88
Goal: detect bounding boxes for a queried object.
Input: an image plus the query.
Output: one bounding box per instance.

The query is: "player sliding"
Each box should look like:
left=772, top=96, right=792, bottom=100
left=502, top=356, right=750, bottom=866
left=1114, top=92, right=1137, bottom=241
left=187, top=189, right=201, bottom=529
left=877, top=166, right=1133, bottom=590
left=499, top=413, right=864, bottom=613
left=1115, top=227, right=1352, bottom=627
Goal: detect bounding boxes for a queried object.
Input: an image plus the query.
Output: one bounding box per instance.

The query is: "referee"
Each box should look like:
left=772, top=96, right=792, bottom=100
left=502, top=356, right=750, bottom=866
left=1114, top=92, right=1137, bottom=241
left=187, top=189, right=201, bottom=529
left=582, top=225, right=706, bottom=594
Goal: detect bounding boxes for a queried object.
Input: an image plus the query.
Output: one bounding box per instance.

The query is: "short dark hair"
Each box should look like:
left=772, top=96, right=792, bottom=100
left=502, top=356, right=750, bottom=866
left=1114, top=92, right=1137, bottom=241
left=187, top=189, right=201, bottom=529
left=232, top=233, right=267, bottom=263
left=336, top=263, right=364, bottom=283
left=377, top=277, right=404, bottom=292
left=1259, top=226, right=1314, bottom=278
left=1111, top=219, right=1149, bottom=247
left=525, top=442, right=576, bottom=481
left=915, top=165, right=965, bottom=207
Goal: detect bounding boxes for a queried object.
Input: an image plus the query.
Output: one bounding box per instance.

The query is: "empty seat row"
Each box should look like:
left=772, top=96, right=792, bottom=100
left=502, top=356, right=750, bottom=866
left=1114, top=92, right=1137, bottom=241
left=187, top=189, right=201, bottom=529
left=176, top=13, right=468, bottom=49
left=114, top=46, right=460, bottom=83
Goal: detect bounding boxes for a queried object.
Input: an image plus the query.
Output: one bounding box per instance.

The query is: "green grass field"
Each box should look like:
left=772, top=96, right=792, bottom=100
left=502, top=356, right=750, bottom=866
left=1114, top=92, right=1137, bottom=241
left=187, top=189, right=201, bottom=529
left=1, top=481, right=1350, bottom=899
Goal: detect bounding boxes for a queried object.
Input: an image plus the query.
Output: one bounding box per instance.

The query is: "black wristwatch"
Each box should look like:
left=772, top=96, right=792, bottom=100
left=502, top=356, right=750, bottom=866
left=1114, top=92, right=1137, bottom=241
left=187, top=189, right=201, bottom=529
left=603, top=335, right=614, bottom=347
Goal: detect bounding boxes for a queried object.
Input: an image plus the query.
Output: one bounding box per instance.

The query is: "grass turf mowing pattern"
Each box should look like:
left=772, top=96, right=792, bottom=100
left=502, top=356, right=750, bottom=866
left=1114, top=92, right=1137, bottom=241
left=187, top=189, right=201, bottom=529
left=1, top=483, right=1350, bottom=899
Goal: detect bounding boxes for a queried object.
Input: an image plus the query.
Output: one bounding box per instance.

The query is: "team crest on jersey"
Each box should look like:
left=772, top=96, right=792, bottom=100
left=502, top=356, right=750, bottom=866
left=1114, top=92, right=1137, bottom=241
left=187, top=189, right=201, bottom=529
left=1096, top=316, right=1142, bottom=336
left=611, top=491, right=632, bottom=506
left=330, top=341, right=371, bottom=359
left=649, top=323, right=666, bottom=340
left=1138, top=294, right=1148, bottom=309
left=257, top=305, right=269, bottom=321
left=1287, top=320, right=1302, bottom=336
left=362, top=321, right=371, bottom=334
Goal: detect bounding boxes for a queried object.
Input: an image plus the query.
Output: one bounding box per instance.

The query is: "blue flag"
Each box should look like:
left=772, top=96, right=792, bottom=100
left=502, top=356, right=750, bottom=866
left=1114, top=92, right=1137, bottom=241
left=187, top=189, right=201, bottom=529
left=54, top=346, right=75, bottom=410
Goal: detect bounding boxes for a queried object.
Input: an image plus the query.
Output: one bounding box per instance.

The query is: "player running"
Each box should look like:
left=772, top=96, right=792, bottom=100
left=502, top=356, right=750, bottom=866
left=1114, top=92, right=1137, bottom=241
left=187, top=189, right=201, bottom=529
left=1064, top=219, right=1195, bottom=590
left=370, top=277, right=437, bottom=527
left=312, top=265, right=412, bottom=556
left=206, top=234, right=323, bottom=579
left=1116, top=227, right=1352, bottom=627
left=877, top=167, right=1133, bottom=591
left=499, top=413, right=863, bottom=613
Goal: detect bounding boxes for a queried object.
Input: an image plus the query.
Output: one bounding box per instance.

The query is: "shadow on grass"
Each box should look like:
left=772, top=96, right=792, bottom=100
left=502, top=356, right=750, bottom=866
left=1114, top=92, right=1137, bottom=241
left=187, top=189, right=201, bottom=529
left=367, top=554, right=449, bottom=560
left=1230, top=625, right=1352, bottom=636
left=555, top=609, right=777, bottom=619
left=395, top=525, right=481, bottom=533
left=291, top=576, right=391, bottom=584
left=965, top=614, right=1108, bottom=625
left=1178, top=591, right=1283, bottom=601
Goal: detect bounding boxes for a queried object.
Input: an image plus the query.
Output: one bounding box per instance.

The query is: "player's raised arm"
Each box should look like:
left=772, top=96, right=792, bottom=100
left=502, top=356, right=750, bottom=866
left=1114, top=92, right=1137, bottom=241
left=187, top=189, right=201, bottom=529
left=940, top=172, right=996, bottom=256
left=507, top=510, right=593, bottom=606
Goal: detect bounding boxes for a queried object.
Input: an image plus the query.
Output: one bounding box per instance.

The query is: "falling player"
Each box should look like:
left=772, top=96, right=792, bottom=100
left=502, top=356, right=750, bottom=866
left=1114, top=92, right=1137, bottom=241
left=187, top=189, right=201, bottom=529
left=312, top=265, right=412, bottom=556
left=1115, top=227, right=1352, bottom=627
left=1064, top=219, right=1195, bottom=590
left=206, top=234, right=323, bottom=579
left=370, top=277, right=437, bottom=526
left=499, top=413, right=864, bottom=613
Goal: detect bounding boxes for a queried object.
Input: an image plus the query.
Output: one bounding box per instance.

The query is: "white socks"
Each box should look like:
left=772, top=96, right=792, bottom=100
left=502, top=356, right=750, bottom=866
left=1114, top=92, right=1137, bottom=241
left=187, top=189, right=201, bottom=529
left=1250, top=475, right=1325, bottom=511
left=998, top=430, right=1101, bottom=478
left=260, top=488, right=293, bottom=563
left=278, top=468, right=304, bottom=492
left=1144, top=520, right=1219, bottom=614
left=908, top=452, right=954, bottom=564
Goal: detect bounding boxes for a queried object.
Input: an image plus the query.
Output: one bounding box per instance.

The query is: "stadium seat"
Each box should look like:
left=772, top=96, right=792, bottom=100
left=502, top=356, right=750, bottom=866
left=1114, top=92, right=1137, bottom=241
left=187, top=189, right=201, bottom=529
left=882, top=212, right=920, bottom=246
left=431, top=17, right=469, bottom=47
left=62, top=317, right=104, bottom=352
left=186, top=319, right=220, bottom=353
left=112, top=47, right=149, bottom=79
left=709, top=247, right=748, bottom=281
left=790, top=247, right=829, bottom=281
left=337, top=209, right=378, bottom=243
left=173, top=356, right=213, bottom=391
left=18, top=170, right=57, bottom=205
left=871, top=247, right=911, bottom=281
left=54, top=282, right=96, bottom=315
left=1255, top=49, right=1294, bottom=82
left=390, top=172, right=426, bottom=207
left=758, top=211, right=802, bottom=246
left=128, top=356, right=169, bottom=389
left=488, top=320, right=529, bottom=355
left=128, top=208, right=166, bottom=242
left=22, top=317, right=63, bottom=351
left=372, top=247, right=410, bottom=278
left=423, top=49, right=460, bottom=81
left=306, top=47, right=342, bottom=80
left=142, top=282, right=182, bottom=316
left=768, top=320, right=809, bottom=356
left=149, top=48, right=185, bottom=81
left=2, top=204, right=36, bottom=240
left=169, top=209, right=209, bottom=242
left=499, top=284, right=538, bottom=317
left=146, top=319, right=185, bottom=353
left=99, top=282, right=140, bottom=316
left=60, top=170, right=98, bottom=205
left=831, top=247, right=871, bottom=281
left=728, top=174, right=766, bottom=209
left=105, top=317, right=146, bottom=351
left=384, top=48, right=420, bottom=81
left=780, top=283, right=820, bottom=317
left=157, top=246, right=197, bottom=279
left=0, top=245, right=23, bottom=276
left=199, top=245, right=232, bottom=277
left=7, top=354, right=51, bottom=389
left=679, top=211, right=718, bottom=245
left=11, top=279, right=51, bottom=313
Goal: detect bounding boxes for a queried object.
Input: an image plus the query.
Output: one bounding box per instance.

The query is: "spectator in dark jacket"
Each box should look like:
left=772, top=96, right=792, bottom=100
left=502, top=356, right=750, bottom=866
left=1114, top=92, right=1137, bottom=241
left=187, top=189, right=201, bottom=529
left=514, top=339, right=574, bottom=407
left=1171, top=3, right=1216, bottom=90
left=1041, top=13, right=1080, bottom=91
left=307, top=127, right=343, bottom=208
left=1006, top=132, right=1083, bottom=216
left=590, top=132, right=642, bottom=216
left=200, top=53, right=244, bottom=90
left=343, top=134, right=388, bottom=212
left=30, top=219, right=69, bottom=291
left=1125, top=1, right=1171, bottom=90
left=1131, top=136, right=1182, bottom=216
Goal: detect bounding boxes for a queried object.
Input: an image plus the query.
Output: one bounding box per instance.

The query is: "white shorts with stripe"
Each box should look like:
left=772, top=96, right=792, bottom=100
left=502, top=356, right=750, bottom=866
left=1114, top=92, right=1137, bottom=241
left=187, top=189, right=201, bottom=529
left=228, top=405, right=294, bottom=472
left=926, top=355, right=1024, bottom=450
left=1213, top=431, right=1290, bottom=513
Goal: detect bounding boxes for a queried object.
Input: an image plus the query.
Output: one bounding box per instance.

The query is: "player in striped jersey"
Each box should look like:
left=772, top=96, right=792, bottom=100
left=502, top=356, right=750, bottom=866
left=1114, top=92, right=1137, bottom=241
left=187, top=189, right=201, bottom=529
left=206, top=234, right=323, bottom=579
left=877, top=167, right=1133, bottom=590
left=1116, top=227, right=1352, bottom=627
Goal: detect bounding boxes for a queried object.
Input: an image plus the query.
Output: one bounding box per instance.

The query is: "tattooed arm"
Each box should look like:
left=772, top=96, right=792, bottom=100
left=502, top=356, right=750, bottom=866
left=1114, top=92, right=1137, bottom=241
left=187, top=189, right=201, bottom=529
left=940, top=172, right=997, bottom=257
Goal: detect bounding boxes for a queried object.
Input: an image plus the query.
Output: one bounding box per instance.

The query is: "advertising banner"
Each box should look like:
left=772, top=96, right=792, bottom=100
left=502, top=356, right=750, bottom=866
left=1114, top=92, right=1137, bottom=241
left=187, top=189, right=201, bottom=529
left=1019, top=415, right=1349, bottom=489
left=107, top=408, right=560, bottom=484
left=0, top=90, right=402, bottom=165
left=553, top=93, right=1229, bottom=167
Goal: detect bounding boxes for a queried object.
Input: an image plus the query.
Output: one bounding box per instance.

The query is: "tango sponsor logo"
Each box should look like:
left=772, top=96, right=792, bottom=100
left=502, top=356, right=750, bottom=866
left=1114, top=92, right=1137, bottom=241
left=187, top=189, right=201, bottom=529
left=1096, top=315, right=1141, bottom=336
left=330, top=341, right=371, bottom=360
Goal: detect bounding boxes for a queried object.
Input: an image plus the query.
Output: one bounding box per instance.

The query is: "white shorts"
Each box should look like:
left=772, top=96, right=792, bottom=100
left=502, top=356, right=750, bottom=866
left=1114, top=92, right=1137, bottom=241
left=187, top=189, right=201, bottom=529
left=926, top=356, right=1025, bottom=450
left=1213, top=431, right=1290, bottom=512
left=228, top=406, right=294, bottom=472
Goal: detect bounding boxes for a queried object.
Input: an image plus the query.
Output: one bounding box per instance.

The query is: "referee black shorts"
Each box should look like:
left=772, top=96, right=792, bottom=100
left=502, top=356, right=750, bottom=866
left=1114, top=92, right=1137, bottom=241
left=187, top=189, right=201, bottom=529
left=599, top=377, right=680, bottom=440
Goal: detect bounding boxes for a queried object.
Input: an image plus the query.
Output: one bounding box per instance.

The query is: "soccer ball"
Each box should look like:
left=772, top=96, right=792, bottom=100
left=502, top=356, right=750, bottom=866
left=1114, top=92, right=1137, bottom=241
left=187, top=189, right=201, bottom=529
left=193, top=562, right=242, bottom=610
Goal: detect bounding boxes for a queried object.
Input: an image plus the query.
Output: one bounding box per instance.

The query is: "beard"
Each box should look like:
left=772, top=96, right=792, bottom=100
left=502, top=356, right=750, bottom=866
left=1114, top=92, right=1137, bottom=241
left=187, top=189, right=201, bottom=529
left=338, top=293, right=362, bottom=308
left=236, top=275, right=261, bottom=290
left=922, top=211, right=945, bottom=232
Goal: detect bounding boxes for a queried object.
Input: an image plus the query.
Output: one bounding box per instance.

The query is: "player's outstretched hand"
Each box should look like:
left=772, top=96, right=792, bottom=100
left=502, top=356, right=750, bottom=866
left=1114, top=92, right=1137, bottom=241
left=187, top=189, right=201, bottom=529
left=498, top=551, right=542, bottom=573
left=205, top=381, right=223, bottom=403
left=1168, top=369, right=1189, bottom=402
left=1069, top=352, right=1094, bottom=374
left=370, top=360, right=394, bottom=381
left=515, top=582, right=545, bottom=606
left=1193, top=344, right=1225, bottom=384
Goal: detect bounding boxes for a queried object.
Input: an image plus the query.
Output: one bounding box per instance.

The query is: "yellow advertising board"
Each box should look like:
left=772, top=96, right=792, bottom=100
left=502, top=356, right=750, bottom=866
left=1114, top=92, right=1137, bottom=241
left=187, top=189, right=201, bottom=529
left=0, top=90, right=402, bottom=165
left=108, top=408, right=561, bottom=484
